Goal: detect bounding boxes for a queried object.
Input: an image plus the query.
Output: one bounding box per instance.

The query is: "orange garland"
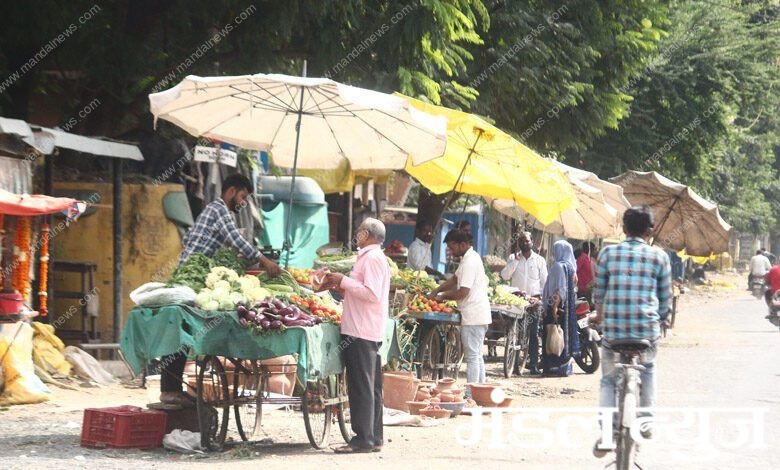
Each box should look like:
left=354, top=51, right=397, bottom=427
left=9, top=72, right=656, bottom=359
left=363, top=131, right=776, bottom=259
left=13, top=216, right=31, bottom=299
left=38, top=223, right=50, bottom=316
left=0, top=213, right=4, bottom=286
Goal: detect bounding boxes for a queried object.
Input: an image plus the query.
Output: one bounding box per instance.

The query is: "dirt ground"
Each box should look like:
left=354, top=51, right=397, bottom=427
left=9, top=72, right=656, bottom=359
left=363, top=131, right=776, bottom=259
left=1, top=270, right=778, bottom=469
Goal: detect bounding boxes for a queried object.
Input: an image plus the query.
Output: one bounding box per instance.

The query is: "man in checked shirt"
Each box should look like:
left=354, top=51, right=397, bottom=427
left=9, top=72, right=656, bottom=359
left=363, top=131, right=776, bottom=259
left=159, top=173, right=281, bottom=406
left=592, top=205, right=671, bottom=448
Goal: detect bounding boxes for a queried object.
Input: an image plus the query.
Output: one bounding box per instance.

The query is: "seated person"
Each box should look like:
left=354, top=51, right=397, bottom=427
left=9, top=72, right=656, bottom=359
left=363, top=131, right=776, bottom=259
left=407, top=220, right=444, bottom=278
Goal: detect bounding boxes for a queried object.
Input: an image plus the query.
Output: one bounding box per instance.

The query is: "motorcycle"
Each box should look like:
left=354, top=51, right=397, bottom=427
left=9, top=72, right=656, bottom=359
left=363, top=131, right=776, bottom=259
left=751, top=276, right=767, bottom=299
left=573, top=298, right=601, bottom=374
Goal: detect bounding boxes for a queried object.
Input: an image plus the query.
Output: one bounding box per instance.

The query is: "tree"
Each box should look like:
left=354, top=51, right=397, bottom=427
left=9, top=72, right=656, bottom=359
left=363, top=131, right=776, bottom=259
left=567, top=1, right=779, bottom=233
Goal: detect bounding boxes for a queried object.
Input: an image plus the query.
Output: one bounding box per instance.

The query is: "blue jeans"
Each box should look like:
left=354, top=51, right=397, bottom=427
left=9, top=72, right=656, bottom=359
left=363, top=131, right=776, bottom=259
left=599, top=338, right=659, bottom=427
left=461, top=324, right=489, bottom=385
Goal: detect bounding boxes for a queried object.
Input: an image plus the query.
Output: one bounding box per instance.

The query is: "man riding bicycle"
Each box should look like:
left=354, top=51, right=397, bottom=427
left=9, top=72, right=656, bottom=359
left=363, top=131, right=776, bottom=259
left=591, top=206, right=672, bottom=457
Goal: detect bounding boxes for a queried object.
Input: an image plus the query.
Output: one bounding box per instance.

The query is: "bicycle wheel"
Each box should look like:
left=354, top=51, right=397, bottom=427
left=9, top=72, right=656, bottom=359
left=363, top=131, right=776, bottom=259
left=615, top=372, right=638, bottom=470
left=442, top=326, right=463, bottom=379
left=233, top=359, right=262, bottom=441
left=417, top=326, right=442, bottom=380
left=503, top=318, right=520, bottom=378
left=334, top=371, right=352, bottom=443
left=302, top=378, right=332, bottom=448
left=197, top=356, right=230, bottom=451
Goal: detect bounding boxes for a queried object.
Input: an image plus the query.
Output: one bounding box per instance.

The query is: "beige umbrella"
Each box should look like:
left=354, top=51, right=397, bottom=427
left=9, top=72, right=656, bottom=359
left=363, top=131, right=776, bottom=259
left=611, top=171, right=731, bottom=256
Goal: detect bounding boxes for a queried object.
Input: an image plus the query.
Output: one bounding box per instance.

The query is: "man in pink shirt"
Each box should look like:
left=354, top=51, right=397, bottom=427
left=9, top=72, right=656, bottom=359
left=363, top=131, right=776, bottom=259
left=323, top=217, right=390, bottom=453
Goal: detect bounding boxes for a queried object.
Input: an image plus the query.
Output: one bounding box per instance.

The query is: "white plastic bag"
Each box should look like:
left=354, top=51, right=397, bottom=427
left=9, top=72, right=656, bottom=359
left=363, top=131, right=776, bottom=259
left=63, top=346, right=119, bottom=385
left=130, top=282, right=196, bottom=306
left=163, top=429, right=203, bottom=453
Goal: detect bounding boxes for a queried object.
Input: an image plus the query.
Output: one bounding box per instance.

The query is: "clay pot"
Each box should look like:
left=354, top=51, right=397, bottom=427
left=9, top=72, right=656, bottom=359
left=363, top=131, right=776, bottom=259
left=383, top=372, right=420, bottom=412
left=438, top=390, right=455, bottom=402
left=406, top=401, right=429, bottom=415
left=435, top=378, right=457, bottom=391
left=415, top=388, right=432, bottom=401
left=467, top=383, right=503, bottom=407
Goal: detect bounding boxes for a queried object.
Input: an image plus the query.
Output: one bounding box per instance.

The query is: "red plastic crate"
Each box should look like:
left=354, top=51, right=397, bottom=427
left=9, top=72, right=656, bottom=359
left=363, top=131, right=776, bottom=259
left=81, top=405, right=167, bottom=449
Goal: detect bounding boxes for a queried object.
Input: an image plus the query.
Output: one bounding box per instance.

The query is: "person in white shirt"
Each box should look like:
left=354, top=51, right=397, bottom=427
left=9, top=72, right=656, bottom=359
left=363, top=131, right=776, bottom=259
left=499, top=231, right=547, bottom=375
left=431, top=229, right=491, bottom=387
left=749, top=250, right=772, bottom=289
left=500, top=232, right=548, bottom=296
left=407, top=221, right=443, bottom=277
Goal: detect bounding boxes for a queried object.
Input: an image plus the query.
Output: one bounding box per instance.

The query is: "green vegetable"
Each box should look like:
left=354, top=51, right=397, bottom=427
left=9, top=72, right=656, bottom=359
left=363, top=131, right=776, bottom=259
left=166, top=253, right=211, bottom=291
left=212, top=247, right=246, bottom=275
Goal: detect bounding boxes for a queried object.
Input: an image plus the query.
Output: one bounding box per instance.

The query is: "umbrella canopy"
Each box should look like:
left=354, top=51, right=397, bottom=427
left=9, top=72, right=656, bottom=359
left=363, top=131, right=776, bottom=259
left=487, top=171, right=622, bottom=239
left=397, top=95, right=575, bottom=226
left=149, top=74, right=447, bottom=170
left=610, top=171, right=731, bottom=256
left=554, top=162, right=631, bottom=215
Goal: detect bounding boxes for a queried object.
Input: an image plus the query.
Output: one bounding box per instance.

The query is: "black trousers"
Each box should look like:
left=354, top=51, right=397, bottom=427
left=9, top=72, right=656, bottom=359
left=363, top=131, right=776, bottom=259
left=528, top=303, right=542, bottom=369
left=160, top=352, right=187, bottom=393
left=342, top=335, right=383, bottom=449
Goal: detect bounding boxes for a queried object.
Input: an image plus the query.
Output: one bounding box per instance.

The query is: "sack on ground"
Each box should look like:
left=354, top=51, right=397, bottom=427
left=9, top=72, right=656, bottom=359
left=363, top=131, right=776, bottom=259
left=545, top=324, right=565, bottom=356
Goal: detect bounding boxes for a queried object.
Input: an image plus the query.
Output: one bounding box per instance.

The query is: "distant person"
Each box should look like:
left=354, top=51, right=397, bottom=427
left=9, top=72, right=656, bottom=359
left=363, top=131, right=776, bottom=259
left=761, top=248, right=776, bottom=265
left=500, top=231, right=547, bottom=374
left=458, top=220, right=472, bottom=237
left=576, top=242, right=597, bottom=301
left=749, top=250, right=771, bottom=290
left=407, top=220, right=443, bottom=277
left=540, top=240, right=579, bottom=377
left=764, top=261, right=780, bottom=314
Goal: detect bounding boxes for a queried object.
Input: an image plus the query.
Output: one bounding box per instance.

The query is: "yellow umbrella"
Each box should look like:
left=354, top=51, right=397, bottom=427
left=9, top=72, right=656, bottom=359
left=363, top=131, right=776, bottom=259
left=398, top=94, right=575, bottom=225
left=299, top=159, right=391, bottom=194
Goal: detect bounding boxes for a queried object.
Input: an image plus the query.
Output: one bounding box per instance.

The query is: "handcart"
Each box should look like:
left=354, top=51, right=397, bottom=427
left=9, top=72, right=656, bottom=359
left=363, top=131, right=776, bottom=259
left=121, top=304, right=397, bottom=451
left=395, top=311, right=463, bottom=381
left=486, top=304, right=539, bottom=378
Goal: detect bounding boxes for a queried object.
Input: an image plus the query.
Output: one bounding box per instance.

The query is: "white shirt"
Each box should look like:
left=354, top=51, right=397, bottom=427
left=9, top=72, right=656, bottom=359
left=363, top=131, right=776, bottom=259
left=455, top=247, right=491, bottom=325
left=407, top=238, right=431, bottom=271
left=500, top=251, right=548, bottom=296
left=750, top=255, right=772, bottom=276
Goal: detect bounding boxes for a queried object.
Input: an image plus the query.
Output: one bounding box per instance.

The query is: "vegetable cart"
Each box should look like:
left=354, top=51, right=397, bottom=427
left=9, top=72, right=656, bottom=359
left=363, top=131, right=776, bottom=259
left=486, top=304, right=538, bottom=378
left=121, top=304, right=398, bottom=451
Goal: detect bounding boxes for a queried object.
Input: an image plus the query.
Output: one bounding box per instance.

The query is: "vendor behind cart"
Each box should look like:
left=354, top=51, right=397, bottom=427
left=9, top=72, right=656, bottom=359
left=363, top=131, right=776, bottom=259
left=407, top=220, right=444, bottom=278
left=160, top=173, right=282, bottom=406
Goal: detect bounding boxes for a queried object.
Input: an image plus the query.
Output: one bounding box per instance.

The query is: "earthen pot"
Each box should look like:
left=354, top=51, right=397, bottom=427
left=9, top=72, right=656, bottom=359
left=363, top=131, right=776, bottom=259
left=467, top=383, right=503, bottom=407
left=435, top=378, right=457, bottom=391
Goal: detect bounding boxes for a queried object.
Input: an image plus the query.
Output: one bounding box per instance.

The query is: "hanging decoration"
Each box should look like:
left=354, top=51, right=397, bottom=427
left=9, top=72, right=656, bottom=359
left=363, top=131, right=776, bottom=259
left=13, top=216, right=31, bottom=299
left=38, top=223, right=50, bottom=316
left=0, top=213, right=4, bottom=286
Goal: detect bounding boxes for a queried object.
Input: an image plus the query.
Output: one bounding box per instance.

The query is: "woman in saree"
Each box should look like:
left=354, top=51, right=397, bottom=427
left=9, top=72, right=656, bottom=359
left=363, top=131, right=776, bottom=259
left=541, top=240, right=580, bottom=376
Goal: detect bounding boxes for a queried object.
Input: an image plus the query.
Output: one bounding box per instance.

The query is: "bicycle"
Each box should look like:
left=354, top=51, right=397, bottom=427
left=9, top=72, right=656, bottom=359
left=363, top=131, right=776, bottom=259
left=607, top=339, right=652, bottom=470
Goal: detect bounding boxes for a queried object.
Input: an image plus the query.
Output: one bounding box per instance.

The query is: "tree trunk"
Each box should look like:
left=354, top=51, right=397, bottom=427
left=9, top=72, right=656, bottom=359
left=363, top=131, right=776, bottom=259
left=417, top=187, right=451, bottom=229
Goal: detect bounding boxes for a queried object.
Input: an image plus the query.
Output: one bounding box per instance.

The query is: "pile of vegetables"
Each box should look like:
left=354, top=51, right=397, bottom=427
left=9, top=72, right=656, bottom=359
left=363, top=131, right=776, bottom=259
left=313, top=252, right=357, bottom=274
left=287, top=267, right=313, bottom=285
left=167, top=248, right=245, bottom=291
left=194, top=266, right=270, bottom=311
left=236, top=298, right=322, bottom=333
left=489, top=285, right=530, bottom=307
left=257, top=270, right=303, bottom=295
left=288, top=294, right=342, bottom=323
left=406, top=294, right=455, bottom=314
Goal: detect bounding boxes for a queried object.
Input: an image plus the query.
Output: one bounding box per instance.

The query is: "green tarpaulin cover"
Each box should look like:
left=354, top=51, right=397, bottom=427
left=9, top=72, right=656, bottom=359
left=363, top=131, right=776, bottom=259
left=120, top=304, right=398, bottom=384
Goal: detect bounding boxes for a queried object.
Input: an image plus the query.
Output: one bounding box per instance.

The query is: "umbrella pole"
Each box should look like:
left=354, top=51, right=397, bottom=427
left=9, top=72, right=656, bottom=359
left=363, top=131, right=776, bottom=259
left=283, top=62, right=307, bottom=268
left=650, top=192, right=682, bottom=248
left=433, top=130, right=483, bottom=232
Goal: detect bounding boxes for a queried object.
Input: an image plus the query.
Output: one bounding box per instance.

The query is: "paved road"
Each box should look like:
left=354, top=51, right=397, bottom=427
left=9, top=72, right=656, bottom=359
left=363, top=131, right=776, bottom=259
left=1, top=283, right=778, bottom=469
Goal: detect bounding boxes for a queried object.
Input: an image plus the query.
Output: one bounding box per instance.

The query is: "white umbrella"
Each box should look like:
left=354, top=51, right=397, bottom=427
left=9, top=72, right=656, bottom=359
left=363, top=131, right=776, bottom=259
left=611, top=171, right=731, bottom=256
left=554, top=162, right=631, bottom=215
left=149, top=73, right=447, bottom=170
left=488, top=177, right=620, bottom=239
left=149, top=73, right=447, bottom=263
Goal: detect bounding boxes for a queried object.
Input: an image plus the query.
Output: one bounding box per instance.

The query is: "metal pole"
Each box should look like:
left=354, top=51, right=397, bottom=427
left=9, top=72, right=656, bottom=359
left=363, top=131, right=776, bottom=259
left=113, top=158, right=123, bottom=342
left=43, top=154, right=54, bottom=324
left=283, top=60, right=307, bottom=267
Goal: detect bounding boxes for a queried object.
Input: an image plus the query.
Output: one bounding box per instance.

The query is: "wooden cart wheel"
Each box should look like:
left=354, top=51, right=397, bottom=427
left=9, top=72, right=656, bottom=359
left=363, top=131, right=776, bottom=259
left=417, top=326, right=442, bottom=380
left=196, top=356, right=230, bottom=451
left=334, top=370, right=352, bottom=443
left=442, top=326, right=463, bottom=379
left=503, top=318, right=520, bottom=378
left=233, top=359, right=262, bottom=441
left=302, top=378, right=332, bottom=448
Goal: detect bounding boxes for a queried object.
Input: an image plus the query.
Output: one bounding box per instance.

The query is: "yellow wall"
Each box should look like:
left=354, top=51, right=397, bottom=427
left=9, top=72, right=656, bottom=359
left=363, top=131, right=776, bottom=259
left=51, top=182, right=185, bottom=342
